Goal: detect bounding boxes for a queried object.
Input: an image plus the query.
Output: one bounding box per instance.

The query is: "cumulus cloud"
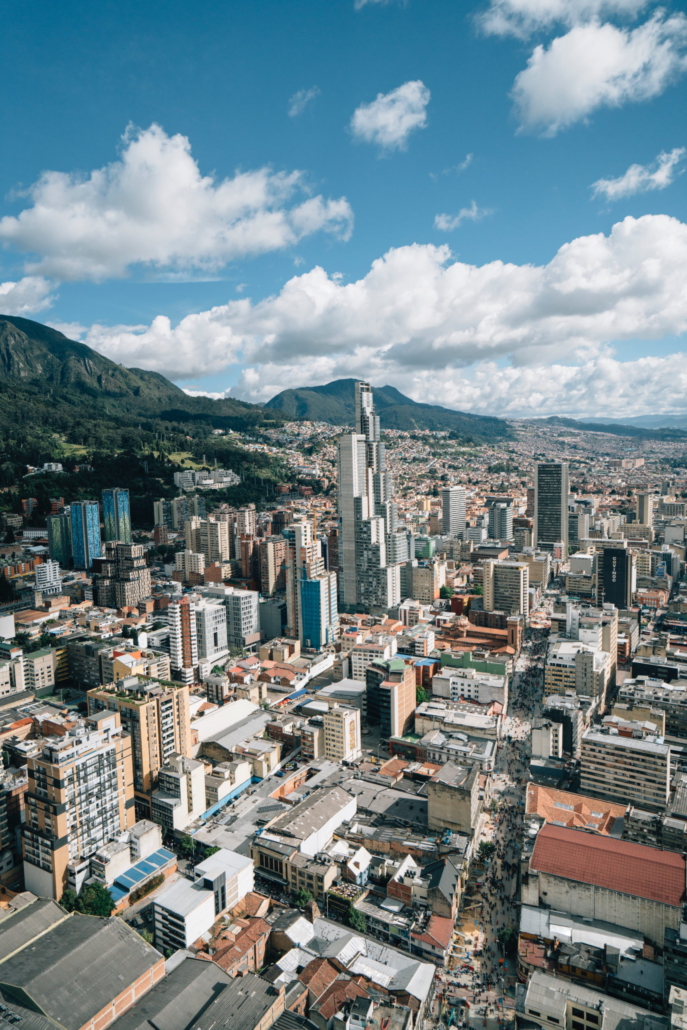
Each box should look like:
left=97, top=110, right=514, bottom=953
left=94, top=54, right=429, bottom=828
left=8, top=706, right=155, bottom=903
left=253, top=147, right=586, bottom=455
left=512, top=13, right=687, bottom=135
left=80, top=212, right=687, bottom=412
left=0, top=124, right=354, bottom=281
left=0, top=276, right=55, bottom=315
left=350, top=81, right=430, bottom=150
left=592, top=146, right=685, bottom=199
left=434, top=202, right=492, bottom=231
left=478, top=0, right=649, bottom=38
left=288, top=86, right=321, bottom=117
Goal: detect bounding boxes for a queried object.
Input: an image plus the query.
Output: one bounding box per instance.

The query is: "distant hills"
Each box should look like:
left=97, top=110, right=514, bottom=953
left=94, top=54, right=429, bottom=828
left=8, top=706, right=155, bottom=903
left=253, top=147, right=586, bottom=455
left=264, top=378, right=511, bottom=441
left=537, top=416, right=687, bottom=441
left=585, top=414, right=687, bottom=431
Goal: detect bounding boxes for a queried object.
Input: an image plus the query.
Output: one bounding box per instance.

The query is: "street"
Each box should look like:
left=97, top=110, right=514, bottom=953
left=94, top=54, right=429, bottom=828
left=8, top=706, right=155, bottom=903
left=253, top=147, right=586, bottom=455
left=431, top=629, right=548, bottom=1030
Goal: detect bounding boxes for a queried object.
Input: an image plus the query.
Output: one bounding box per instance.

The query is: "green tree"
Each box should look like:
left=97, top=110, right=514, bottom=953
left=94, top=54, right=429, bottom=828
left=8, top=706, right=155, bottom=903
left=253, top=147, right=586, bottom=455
left=348, top=906, right=367, bottom=933
left=293, top=888, right=313, bottom=908
left=439, top=585, right=454, bottom=599
left=497, top=926, right=517, bottom=955
left=211, top=665, right=225, bottom=676
left=416, top=685, right=429, bottom=704
left=178, top=834, right=197, bottom=858
left=75, top=882, right=115, bottom=917
left=478, top=840, right=496, bottom=862
left=60, top=888, right=78, bottom=912
left=473, top=584, right=483, bottom=596
left=139, top=929, right=154, bottom=944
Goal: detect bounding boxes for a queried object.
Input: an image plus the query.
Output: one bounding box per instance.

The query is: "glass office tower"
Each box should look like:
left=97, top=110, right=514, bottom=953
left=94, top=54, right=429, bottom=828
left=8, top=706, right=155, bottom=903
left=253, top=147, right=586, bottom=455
left=47, top=512, right=73, bottom=566
left=70, top=501, right=102, bottom=569
left=102, top=488, right=132, bottom=543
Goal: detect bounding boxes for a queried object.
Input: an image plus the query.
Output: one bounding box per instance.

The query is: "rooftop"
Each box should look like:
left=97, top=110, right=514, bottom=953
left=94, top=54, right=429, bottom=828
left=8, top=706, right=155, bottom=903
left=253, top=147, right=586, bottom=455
left=530, top=824, right=686, bottom=907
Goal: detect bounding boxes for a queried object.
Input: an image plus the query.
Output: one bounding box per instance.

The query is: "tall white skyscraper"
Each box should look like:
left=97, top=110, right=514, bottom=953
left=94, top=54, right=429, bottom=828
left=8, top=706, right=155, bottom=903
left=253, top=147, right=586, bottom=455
left=337, top=382, right=402, bottom=611
left=441, top=486, right=467, bottom=537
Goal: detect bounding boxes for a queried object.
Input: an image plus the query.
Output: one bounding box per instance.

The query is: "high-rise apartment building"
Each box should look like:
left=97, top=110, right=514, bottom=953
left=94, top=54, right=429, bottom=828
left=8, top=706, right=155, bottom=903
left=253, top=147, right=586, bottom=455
left=203, top=586, right=261, bottom=652
left=441, top=486, right=467, bottom=538
left=35, top=559, right=62, bottom=596
left=323, top=704, right=361, bottom=763
left=47, top=512, right=72, bottom=566
left=284, top=520, right=338, bottom=648
left=636, top=493, right=655, bottom=527
left=258, top=536, right=288, bottom=595
left=534, top=462, right=569, bottom=557
left=483, top=560, right=530, bottom=616
left=168, top=596, right=198, bottom=683
left=487, top=501, right=513, bottom=542
left=366, top=657, right=416, bottom=740
left=175, top=549, right=205, bottom=582
left=195, top=600, right=228, bottom=663
left=186, top=517, right=230, bottom=563
left=102, top=488, right=132, bottom=543
left=88, top=676, right=191, bottom=815
left=92, top=542, right=152, bottom=608
left=70, top=500, right=102, bottom=569
left=22, top=711, right=134, bottom=899
left=337, top=382, right=403, bottom=611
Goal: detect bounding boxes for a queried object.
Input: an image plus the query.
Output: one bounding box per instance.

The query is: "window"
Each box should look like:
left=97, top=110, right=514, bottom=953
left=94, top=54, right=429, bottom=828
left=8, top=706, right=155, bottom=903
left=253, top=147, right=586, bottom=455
left=572, top=1022, right=585, bottom=1030
left=572, top=1010, right=584, bottom=1019
left=586, top=1017, right=599, bottom=1026
left=528, top=1011, right=541, bottom=1018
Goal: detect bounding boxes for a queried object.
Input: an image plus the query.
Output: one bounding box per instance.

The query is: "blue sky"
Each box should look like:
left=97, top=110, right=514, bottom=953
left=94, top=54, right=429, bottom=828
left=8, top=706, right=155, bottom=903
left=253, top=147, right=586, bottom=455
left=1, top=0, right=687, bottom=417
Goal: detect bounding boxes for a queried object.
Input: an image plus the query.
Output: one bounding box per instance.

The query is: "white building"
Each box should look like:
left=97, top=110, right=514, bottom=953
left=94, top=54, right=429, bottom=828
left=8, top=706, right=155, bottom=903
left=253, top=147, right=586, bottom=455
left=441, top=486, right=467, bottom=538
left=151, top=752, right=207, bottom=830
left=195, top=599, right=228, bottom=662
left=204, top=585, right=260, bottom=652
left=432, top=666, right=508, bottom=706
left=323, top=704, right=362, bottom=763
left=153, top=877, right=216, bottom=951
left=35, top=560, right=62, bottom=595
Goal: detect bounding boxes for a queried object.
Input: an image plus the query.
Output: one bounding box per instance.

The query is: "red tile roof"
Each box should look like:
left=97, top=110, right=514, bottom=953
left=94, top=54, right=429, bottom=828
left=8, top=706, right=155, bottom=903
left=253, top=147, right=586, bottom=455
left=530, top=824, right=686, bottom=906
left=412, top=914, right=454, bottom=951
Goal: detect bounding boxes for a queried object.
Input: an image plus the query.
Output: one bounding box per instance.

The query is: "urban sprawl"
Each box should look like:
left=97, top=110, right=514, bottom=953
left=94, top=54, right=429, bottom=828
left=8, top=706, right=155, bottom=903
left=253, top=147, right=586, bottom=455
left=1, top=383, right=687, bottom=1030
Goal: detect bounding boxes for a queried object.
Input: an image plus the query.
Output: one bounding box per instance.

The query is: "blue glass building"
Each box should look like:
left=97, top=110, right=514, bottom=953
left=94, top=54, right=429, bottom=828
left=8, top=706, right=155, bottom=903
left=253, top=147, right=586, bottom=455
left=102, top=488, right=132, bottom=543
left=299, top=569, right=339, bottom=650
left=47, top=512, right=73, bottom=566
left=70, top=500, right=102, bottom=569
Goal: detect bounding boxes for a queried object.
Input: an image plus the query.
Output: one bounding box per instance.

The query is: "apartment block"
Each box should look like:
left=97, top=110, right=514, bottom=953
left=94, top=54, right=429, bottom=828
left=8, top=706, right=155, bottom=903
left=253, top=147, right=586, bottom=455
left=88, top=676, right=191, bottom=816
left=579, top=729, right=671, bottom=812
left=323, top=703, right=362, bottom=763
left=482, top=559, right=530, bottom=616
left=22, top=711, right=135, bottom=899
left=366, top=657, right=416, bottom=740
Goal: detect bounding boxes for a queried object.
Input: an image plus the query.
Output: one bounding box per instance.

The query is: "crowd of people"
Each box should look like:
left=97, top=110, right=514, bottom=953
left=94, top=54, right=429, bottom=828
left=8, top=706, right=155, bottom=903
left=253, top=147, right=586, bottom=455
left=434, top=632, right=547, bottom=1028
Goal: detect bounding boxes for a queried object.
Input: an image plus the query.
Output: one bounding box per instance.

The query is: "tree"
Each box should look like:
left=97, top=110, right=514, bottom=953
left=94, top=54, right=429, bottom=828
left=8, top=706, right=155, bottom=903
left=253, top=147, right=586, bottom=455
left=60, top=887, right=78, bottom=912
left=75, top=882, right=115, bottom=917
left=439, top=585, right=454, bottom=599
left=347, top=906, right=367, bottom=933
left=497, top=926, right=517, bottom=955
left=139, top=929, right=154, bottom=944
left=178, top=834, right=197, bottom=858
left=473, top=584, right=483, bottom=596
left=211, top=665, right=225, bottom=676
left=478, top=840, right=496, bottom=862
left=293, top=888, right=313, bottom=908
left=416, top=685, right=429, bottom=704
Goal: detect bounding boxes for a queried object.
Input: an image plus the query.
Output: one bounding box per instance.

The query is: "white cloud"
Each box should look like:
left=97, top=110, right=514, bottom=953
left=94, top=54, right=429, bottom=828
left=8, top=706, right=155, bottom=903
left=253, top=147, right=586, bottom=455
left=0, top=124, right=354, bottom=281
left=354, top=0, right=406, bottom=9
left=288, top=86, right=321, bottom=117
left=592, top=146, right=686, bottom=199
left=478, top=0, right=649, bottom=38
left=435, top=201, right=492, bottom=231
left=81, top=212, right=687, bottom=417
left=512, top=13, right=687, bottom=135
left=429, top=155, right=473, bottom=181
left=350, top=80, right=430, bottom=150
left=0, top=276, right=55, bottom=315
left=45, top=320, right=87, bottom=339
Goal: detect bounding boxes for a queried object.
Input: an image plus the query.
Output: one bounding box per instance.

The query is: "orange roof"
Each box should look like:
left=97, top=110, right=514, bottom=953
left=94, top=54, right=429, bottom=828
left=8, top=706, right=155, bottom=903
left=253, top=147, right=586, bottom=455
left=531, top=824, right=686, bottom=906
left=299, top=958, right=341, bottom=998
left=526, top=783, right=626, bottom=835
left=412, top=914, right=454, bottom=951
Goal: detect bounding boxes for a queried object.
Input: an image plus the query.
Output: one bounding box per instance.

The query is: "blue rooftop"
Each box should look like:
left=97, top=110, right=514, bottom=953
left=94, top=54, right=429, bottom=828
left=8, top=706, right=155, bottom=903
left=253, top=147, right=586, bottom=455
left=113, top=847, right=176, bottom=894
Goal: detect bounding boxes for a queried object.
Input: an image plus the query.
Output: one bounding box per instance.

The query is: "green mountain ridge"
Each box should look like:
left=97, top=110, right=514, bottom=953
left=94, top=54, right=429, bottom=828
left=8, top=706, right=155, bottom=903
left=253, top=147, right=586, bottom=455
left=536, top=416, right=687, bottom=441
left=264, top=378, right=510, bottom=440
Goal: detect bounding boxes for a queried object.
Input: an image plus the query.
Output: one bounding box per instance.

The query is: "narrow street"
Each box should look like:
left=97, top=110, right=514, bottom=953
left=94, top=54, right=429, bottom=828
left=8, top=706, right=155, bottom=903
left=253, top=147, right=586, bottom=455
left=433, top=630, right=547, bottom=1030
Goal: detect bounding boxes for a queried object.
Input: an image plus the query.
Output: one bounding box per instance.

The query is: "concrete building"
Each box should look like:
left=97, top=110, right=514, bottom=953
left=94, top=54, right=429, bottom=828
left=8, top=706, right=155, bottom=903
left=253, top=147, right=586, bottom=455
left=23, top=648, right=56, bottom=694
left=204, top=585, right=260, bottom=653
left=523, top=823, right=685, bottom=946
left=545, top=640, right=611, bottom=704
left=168, top=596, right=199, bottom=683
left=151, top=752, right=207, bottom=831
left=93, top=542, right=152, bottom=609
left=637, top=492, right=655, bottom=528
left=88, top=676, right=191, bottom=815
left=194, top=599, right=228, bottom=663
left=579, top=729, right=671, bottom=812
left=520, top=970, right=668, bottom=1030
left=175, top=549, right=205, bottom=582
left=487, top=501, right=513, bottom=542
left=323, top=704, right=361, bottom=763
left=535, top=462, right=569, bottom=557
left=366, top=657, right=416, bottom=740
left=22, top=711, right=135, bottom=899
left=441, top=486, right=467, bottom=538
left=482, top=560, right=530, bottom=616
left=427, top=762, right=481, bottom=834
left=258, top=536, right=287, bottom=595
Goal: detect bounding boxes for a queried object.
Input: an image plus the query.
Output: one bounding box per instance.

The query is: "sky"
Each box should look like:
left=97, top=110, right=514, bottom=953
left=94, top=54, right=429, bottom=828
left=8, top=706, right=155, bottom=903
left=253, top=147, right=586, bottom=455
left=1, top=0, right=687, bottom=419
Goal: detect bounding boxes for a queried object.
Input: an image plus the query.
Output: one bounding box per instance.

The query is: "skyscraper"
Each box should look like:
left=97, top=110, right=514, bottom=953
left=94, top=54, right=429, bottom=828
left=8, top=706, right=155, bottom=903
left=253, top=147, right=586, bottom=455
left=168, top=596, right=199, bottom=684
left=441, top=486, right=467, bottom=537
left=482, top=560, right=530, bottom=616
left=337, top=381, right=402, bottom=611
left=284, top=520, right=338, bottom=648
left=47, top=512, right=72, bottom=566
left=534, top=462, right=569, bottom=557
left=70, top=500, right=102, bottom=569
left=92, top=542, right=152, bottom=608
left=102, top=488, right=132, bottom=543
left=636, top=493, right=655, bottom=527
left=487, top=501, right=513, bottom=542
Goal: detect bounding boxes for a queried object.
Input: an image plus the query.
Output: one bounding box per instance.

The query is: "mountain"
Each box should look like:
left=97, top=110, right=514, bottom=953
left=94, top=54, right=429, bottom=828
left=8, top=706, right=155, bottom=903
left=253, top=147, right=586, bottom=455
left=536, top=416, right=687, bottom=441
left=585, top=414, right=687, bottom=431
left=264, top=378, right=511, bottom=440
